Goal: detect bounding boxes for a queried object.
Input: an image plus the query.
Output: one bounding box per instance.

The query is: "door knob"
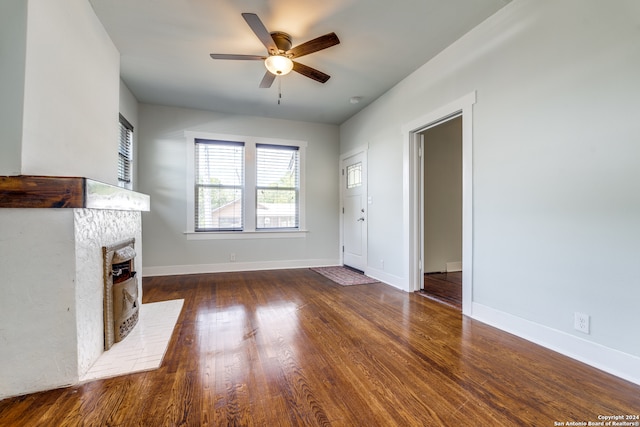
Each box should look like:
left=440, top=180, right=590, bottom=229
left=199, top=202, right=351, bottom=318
left=357, top=217, right=365, bottom=222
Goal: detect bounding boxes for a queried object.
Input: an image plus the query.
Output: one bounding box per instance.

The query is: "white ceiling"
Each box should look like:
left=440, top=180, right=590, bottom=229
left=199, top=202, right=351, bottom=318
left=89, top=0, right=511, bottom=125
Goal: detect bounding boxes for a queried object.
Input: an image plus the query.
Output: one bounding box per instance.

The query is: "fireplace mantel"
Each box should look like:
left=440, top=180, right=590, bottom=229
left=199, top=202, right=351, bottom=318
left=0, top=175, right=149, bottom=211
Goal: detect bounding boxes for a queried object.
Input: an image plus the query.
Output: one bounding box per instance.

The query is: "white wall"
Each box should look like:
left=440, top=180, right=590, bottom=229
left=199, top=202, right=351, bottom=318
left=0, top=0, right=27, bottom=175
left=138, top=104, right=340, bottom=275
left=340, top=0, right=640, bottom=382
left=19, top=0, right=120, bottom=184
left=0, top=210, right=78, bottom=397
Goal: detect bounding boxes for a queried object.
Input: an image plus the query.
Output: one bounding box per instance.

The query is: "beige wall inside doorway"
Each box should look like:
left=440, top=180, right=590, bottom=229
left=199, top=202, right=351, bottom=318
left=422, top=116, right=462, bottom=273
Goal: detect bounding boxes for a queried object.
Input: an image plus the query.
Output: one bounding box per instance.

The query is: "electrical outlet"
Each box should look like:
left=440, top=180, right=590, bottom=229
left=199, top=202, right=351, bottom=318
left=230, top=253, right=236, bottom=262
left=574, top=312, right=590, bottom=334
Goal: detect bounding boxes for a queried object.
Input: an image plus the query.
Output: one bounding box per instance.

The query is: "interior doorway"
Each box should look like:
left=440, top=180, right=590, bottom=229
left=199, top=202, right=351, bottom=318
left=402, top=91, right=475, bottom=316
left=419, top=116, right=463, bottom=309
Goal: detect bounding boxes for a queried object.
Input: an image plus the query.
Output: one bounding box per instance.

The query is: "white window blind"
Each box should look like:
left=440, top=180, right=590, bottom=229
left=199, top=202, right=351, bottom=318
left=118, top=114, right=133, bottom=186
left=195, top=139, right=245, bottom=231
left=256, top=144, right=299, bottom=229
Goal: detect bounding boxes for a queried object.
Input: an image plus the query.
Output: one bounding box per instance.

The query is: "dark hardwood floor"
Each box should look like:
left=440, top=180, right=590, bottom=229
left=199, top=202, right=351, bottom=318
left=1, top=269, right=639, bottom=426
left=420, top=272, right=462, bottom=310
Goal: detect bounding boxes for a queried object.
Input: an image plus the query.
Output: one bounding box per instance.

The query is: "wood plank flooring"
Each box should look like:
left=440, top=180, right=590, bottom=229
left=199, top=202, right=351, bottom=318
left=1, top=269, right=639, bottom=426
left=420, top=272, right=462, bottom=310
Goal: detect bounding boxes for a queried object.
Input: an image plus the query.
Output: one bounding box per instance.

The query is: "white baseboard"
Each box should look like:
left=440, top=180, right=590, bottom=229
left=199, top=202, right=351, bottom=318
left=143, top=258, right=340, bottom=277
left=471, top=302, right=640, bottom=386
left=365, top=267, right=404, bottom=291
left=446, top=261, right=462, bottom=272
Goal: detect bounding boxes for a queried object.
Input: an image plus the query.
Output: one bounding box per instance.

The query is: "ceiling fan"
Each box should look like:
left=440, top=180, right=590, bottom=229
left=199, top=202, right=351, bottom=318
left=210, top=13, right=340, bottom=88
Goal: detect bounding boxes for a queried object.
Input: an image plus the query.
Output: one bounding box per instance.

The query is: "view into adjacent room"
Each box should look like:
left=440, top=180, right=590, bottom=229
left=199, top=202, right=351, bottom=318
left=420, top=116, right=462, bottom=310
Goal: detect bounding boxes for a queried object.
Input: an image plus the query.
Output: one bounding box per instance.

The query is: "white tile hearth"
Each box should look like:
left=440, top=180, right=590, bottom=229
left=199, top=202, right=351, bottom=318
left=80, top=299, right=184, bottom=382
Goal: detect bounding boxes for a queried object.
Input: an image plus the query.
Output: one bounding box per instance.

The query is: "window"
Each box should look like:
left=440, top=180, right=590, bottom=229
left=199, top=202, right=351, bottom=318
left=194, top=140, right=244, bottom=231
left=186, top=132, right=306, bottom=238
left=256, top=144, right=299, bottom=229
left=346, top=162, right=362, bottom=189
left=118, top=114, right=133, bottom=188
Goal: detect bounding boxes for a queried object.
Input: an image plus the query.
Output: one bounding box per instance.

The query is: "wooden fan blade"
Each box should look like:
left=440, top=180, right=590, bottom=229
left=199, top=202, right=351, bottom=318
left=259, top=71, right=276, bottom=88
left=210, top=54, right=265, bottom=60
left=292, top=61, right=330, bottom=83
left=287, top=33, right=340, bottom=58
left=242, top=13, right=277, bottom=54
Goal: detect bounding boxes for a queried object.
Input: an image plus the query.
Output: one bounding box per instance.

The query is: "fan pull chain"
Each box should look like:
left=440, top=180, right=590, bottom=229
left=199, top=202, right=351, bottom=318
left=278, top=77, right=282, bottom=105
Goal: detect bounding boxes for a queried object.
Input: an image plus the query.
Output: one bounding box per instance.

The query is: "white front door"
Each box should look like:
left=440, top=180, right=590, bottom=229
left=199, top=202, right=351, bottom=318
left=341, top=151, right=367, bottom=271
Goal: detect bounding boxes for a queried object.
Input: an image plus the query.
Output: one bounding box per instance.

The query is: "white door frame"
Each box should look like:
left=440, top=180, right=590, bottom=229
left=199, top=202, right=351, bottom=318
left=339, top=146, right=368, bottom=270
left=402, top=92, right=475, bottom=316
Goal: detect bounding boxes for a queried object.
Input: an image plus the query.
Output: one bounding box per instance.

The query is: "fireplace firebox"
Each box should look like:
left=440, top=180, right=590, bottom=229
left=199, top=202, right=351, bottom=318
left=102, top=238, right=139, bottom=350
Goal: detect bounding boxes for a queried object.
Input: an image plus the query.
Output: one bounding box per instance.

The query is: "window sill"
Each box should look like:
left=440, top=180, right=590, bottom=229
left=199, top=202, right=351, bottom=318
left=184, top=230, right=309, bottom=240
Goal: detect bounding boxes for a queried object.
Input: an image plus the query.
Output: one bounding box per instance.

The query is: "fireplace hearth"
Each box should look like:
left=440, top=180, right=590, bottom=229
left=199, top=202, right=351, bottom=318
left=102, top=238, right=139, bottom=350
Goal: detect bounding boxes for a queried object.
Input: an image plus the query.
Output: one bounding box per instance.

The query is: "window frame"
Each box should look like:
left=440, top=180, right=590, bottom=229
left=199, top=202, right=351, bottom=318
left=118, top=114, right=134, bottom=189
left=256, top=143, right=300, bottom=230
left=194, top=139, right=245, bottom=232
left=185, top=131, right=307, bottom=240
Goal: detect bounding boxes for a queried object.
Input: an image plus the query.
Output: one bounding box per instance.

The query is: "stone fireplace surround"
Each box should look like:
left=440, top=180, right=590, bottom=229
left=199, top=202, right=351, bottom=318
left=0, top=176, right=150, bottom=399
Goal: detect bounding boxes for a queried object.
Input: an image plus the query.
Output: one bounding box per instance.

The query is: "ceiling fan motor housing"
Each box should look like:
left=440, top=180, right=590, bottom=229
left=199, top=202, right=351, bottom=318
left=270, top=32, right=292, bottom=54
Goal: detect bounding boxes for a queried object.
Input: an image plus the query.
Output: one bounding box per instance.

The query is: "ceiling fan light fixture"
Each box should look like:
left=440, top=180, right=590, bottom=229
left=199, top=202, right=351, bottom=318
left=265, top=55, right=294, bottom=76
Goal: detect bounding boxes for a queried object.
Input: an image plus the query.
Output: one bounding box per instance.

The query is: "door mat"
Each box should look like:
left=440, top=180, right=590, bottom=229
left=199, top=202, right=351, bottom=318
left=310, top=266, right=379, bottom=286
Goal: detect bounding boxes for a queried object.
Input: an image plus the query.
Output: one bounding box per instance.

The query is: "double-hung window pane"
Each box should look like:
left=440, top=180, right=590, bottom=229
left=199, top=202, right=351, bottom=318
left=256, top=144, right=299, bottom=229
left=195, top=139, right=244, bottom=231
left=118, top=114, right=133, bottom=186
